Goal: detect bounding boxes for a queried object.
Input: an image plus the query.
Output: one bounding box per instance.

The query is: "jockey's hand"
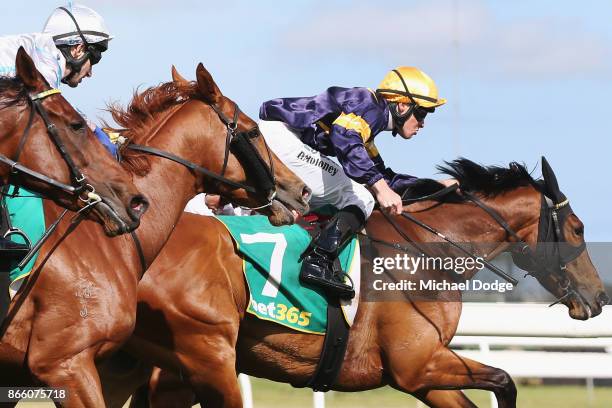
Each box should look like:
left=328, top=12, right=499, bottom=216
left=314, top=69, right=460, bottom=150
left=371, top=179, right=403, bottom=215
left=439, top=178, right=458, bottom=188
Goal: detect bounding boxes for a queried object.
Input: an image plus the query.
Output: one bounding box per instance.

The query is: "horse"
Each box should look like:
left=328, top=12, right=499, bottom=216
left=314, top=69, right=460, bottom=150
left=100, top=158, right=608, bottom=408
left=0, top=63, right=309, bottom=407
left=1, top=47, right=146, bottom=237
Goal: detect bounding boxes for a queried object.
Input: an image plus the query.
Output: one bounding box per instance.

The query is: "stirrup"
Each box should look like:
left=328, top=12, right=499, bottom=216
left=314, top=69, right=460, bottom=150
left=1, top=228, right=31, bottom=250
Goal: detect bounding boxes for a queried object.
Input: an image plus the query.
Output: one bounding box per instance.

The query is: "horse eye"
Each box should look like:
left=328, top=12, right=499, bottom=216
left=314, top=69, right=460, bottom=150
left=70, top=121, right=85, bottom=132
left=574, top=226, right=584, bottom=236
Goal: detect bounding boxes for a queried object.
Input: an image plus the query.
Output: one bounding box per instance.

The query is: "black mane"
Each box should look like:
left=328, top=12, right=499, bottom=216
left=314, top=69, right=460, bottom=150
left=438, top=158, right=541, bottom=196
left=402, top=158, right=541, bottom=202
left=0, top=76, right=28, bottom=108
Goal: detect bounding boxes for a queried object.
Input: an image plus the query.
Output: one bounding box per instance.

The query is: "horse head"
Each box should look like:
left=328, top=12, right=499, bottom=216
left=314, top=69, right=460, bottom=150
left=0, top=47, right=147, bottom=236
left=511, top=157, right=608, bottom=319
left=172, top=64, right=310, bottom=225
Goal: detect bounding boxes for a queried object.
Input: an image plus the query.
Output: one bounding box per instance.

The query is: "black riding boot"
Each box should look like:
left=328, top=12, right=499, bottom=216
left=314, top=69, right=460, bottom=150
left=300, top=206, right=365, bottom=300
left=0, top=236, right=29, bottom=270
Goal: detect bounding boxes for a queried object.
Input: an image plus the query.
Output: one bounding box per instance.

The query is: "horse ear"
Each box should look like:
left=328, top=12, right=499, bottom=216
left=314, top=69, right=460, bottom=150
left=541, top=156, right=564, bottom=203
left=171, top=65, right=189, bottom=84
left=15, top=47, right=48, bottom=91
left=195, top=63, right=222, bottom=104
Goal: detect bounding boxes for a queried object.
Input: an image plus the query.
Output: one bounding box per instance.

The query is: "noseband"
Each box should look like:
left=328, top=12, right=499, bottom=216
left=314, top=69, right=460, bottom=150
left=509, top=195, right=585, bottom=305
left=209, top=101, right=277, bottom=206
left=463, top=191, right=586, bottom=306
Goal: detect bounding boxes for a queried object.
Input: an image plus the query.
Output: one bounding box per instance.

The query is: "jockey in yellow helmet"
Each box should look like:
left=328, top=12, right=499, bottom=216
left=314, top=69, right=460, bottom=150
left=259, top=67, right=447, bottom=299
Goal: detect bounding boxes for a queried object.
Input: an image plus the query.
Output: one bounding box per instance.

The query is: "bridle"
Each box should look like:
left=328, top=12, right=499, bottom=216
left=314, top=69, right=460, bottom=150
left=0, top=88, right=101, bottom=203
left=125, top=99, right=278, bottom=210
left=459, top=189, right=585, bottom=306
left=508, top=194, right=585, bottom=305
left=1, top=87, right=104, bottom=269
left=374, top=183, right=586, bottom=306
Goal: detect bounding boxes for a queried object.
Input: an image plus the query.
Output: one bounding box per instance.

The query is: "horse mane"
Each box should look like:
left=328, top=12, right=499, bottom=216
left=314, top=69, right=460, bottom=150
left=0, top=76, right=28, bottom=109
left=402, top=158, right=541, bottom=203
left=107, top=81, right=200, bottom=176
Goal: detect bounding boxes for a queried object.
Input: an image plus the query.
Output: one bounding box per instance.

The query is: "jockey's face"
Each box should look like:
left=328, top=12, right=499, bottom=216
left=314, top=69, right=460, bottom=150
left=396, top=102, right=424, bottom=140
left=63, top=44, right=94, bottom=88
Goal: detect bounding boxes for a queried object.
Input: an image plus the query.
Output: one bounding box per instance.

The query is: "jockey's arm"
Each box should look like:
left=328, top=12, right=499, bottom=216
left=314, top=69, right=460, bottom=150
left=328, top=124, right=385, bottom=187
left=328, top=124, right=403, bottom=215
left=370, top=153, right=417, bottom=193
left=371, top=152, right=457, bottom=191
left=93, top=126, right=118, bottom=158
left=77, top=109, right=118, bottom=158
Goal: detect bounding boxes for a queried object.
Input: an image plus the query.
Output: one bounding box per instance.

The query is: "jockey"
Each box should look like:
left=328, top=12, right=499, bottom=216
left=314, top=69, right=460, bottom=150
left=259, top=67, right=446, bottom=299
left=0, top=3, right=114, bottom=266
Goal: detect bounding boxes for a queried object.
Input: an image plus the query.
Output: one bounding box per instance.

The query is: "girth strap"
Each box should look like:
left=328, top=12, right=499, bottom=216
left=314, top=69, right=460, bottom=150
left=306, top=298, right=350, bottom=392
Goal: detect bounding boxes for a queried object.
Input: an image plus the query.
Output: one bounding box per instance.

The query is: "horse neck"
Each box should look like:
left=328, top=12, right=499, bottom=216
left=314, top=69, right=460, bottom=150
left=130, top=100, right=220, bottom=263
left=351, top=187, right=543, bottom=341
left=365, top=186, right=542, bottom=281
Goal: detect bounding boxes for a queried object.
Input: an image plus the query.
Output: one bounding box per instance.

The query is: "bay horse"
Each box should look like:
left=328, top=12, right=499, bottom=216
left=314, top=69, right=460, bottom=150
left=0, top=63, right=309, bottom=407
left=1, top=47, right=146, bottom=237
left=101, top=158, right=607, bottom=408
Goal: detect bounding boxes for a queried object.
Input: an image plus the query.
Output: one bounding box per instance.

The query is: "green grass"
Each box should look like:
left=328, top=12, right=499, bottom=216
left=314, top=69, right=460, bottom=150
left=246, top=377, right=612, bottom=408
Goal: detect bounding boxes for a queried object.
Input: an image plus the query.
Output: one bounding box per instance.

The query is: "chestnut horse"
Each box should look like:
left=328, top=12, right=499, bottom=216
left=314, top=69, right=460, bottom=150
left=1, top=48, right=145, bottom=236
left=101, top=158, right=607, bottom=408
left=0, top=64, right=309, bottom=407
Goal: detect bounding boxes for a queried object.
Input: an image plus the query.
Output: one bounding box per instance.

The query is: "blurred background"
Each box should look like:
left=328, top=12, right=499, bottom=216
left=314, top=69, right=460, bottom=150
left=3, top=1, right=611, bottom=407
left=3, top=0, right=611, bottom=241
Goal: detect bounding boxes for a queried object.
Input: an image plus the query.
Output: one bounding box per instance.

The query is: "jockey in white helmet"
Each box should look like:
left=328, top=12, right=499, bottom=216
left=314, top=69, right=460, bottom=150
left=0, top=3, right=112, bottom=89
left=42, top=3, right=112, bottom=87
left=0, top=3, right=114, bottom=272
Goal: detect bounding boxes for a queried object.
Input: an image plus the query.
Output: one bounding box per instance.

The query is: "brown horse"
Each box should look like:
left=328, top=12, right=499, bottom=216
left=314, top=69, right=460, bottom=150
left=101, top=158, right=607, bottom=408
left=0, top=63, right=309, bottom=407
left=1, top=47, right=146, bottom=236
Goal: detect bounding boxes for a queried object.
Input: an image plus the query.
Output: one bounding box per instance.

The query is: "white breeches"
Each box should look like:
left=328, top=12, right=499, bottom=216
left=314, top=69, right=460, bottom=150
left=259, top=120, right=375, bottom=218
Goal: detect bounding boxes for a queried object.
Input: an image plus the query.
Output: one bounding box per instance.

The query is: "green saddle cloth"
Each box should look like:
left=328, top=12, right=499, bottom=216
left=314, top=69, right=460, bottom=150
left=3, top=187, right=45, bottom=285
left=216, top=215, right=358, bottom=334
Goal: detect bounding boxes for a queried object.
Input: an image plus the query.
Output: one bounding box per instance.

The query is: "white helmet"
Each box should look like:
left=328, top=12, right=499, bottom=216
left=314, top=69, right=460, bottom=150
left=43, top=3, right=113, bottom=46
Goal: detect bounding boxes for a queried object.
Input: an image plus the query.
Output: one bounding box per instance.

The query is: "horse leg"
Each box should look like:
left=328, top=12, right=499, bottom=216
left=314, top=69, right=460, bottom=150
left=392, top=347, right=516, bottom=408
left=98, top=350, right=154, bottom=408
left=145, top=367, right=195, bottom=408
left=184, top=354, right=242, bottom=408
left=178, top=336, right=242, bottom=408
left=0, top=343, right=30, bottom=385
left=28, top=348, right=105, bottom=407
left=413, top=389, right=477, bottom=408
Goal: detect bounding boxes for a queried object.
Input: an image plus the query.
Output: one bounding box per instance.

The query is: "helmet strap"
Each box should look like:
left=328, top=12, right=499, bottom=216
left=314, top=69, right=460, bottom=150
left=54, top=6, right=105, bottom=83
left=58, top=45, right=90, bottom=84
left=389, top=102, right=415, bottom=136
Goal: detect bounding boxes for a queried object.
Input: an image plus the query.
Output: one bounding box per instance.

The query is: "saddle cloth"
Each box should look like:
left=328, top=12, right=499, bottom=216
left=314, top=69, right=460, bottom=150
left=215, top=215, right=361, bottom=334
left=2, top=187, right=45, bottom=298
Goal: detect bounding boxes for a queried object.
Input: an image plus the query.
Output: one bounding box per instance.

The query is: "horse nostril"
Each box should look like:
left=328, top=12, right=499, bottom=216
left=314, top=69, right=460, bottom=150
left=302, top=186, right=312, bottom=202
left=129, top=195, right=149, bottom=219
left=596, top=291, right=610, bottom=307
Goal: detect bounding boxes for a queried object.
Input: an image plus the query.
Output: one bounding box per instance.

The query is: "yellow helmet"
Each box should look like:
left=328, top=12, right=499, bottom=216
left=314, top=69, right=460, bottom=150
left=377, top=67, right=446, bottom=109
